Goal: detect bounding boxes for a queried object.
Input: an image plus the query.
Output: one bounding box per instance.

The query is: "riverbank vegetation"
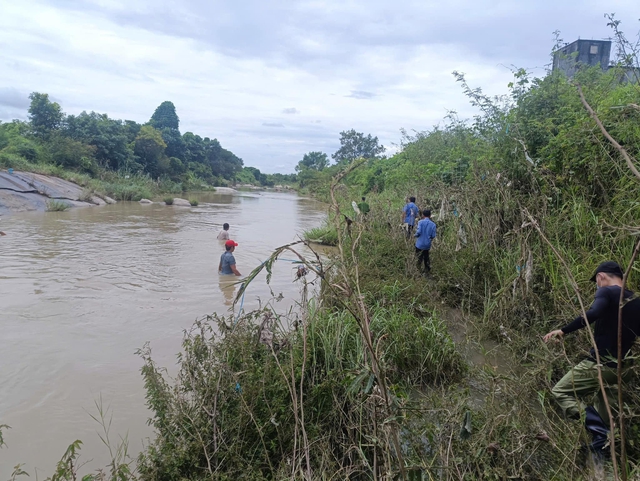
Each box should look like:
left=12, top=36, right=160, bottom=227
left=0, top=97, right=245, bottom=200
left=134, top=28, right=640, bottom=479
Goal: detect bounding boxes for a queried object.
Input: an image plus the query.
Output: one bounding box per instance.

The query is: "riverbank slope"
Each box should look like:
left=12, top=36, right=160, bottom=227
left=0, top=170, right=117, bottom=216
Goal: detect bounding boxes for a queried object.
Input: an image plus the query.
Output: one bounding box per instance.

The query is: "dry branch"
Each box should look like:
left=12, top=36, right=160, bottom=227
left=576, top=85, right=640, bottom=181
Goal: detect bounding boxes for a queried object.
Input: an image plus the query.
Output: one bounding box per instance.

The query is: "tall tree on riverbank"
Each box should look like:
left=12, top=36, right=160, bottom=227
left=332, top=129, right=384, bottom=165
left=28, top=93, right=63, bottom=139
left=296, top=151, right=329, bottom=172
left=134, top=125, right=168, bottom=178
left=149, top=101, right=185, bottom=159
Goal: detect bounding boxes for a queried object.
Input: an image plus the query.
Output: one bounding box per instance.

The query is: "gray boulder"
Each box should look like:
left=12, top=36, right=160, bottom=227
left=172, top=198, right=192, bottom=207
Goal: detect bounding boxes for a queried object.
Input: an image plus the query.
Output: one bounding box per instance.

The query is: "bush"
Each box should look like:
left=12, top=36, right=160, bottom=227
left=303, top=225, right=338, bottom=246
left=78, top=189, right=95, bottom=203
left=137, top=304, right=463, bottom=479
left=163, top=197, right=174, bottom=205
left=46, top=199, right=70, bottom=211
left=105, top=183, right=153, bottom=202
left=189, top=199, right=198, bottom=206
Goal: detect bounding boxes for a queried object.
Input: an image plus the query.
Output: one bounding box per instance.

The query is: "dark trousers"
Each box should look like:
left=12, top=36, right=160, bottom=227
left=405, top=223, right=414, bottom=239
left=415, top=247, right=431, bottom=273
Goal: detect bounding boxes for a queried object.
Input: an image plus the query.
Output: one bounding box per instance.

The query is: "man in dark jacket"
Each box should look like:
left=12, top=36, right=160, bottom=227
left=543, top=261, right=640, bottom=425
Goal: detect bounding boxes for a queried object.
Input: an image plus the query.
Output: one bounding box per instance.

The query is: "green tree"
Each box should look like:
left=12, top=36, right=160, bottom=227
left=65, top=111, right=133, bottom=171
left=332, top=129, right=385, bottom=165
left=28, top=92, right=63, bottom=138
left=296, top=151, right=328, bottom=172
left=149, top=101, right=180, bottom=131
left=134, top=125, right=167, bottom=177
left=47, top=134, right=98, bottom=174
left=149, top=101, right=184, bottom=159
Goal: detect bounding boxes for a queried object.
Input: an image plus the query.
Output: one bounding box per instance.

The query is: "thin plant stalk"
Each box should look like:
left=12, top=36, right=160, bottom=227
left=617, top=238, right=640, bottom=480
left=524, top=209, right=620, bottom=480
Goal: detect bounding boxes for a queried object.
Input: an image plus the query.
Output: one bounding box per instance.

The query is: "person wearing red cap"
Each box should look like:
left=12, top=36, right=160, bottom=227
left=543, top=261, right=640, bottom=439
left=219, top=239, right=241, bottom=276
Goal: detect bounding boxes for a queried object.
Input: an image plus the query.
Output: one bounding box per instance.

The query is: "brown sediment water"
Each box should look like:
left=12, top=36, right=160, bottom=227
left=0, top=190, right=326, bottom=477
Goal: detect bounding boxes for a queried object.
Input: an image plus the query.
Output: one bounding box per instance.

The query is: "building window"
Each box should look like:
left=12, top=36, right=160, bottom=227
left=590, top=45, right=599, bottom=54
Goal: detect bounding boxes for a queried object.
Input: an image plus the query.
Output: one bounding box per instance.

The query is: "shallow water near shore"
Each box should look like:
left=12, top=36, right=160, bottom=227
left=0, top=190, right=326, bottom=477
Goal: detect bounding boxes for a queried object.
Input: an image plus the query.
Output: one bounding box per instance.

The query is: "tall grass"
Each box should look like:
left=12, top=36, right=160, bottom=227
left=136, top=302, right=464, bottom=480
left=46, top=199, right=71, bottom=211
left=303, top=225, right=338, bottom=246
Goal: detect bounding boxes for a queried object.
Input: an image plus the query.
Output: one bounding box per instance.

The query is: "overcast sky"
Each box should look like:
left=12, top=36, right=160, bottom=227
left=1, top=0, right=638, bottom=173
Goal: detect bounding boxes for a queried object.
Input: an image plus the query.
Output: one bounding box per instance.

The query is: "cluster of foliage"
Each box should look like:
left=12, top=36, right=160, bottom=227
left=0, top=95, right=244, bottom=189
left=236, top=166, right=297, bottom=187
left=294, top=130, right=386, bottom=193
left=137, top=304, right=463, bottom=479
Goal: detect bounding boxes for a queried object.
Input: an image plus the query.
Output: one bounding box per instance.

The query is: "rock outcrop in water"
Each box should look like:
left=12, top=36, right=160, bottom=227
left=172, top=198, right=192, bottom=207
left=0, top=171, right=116, bottom=215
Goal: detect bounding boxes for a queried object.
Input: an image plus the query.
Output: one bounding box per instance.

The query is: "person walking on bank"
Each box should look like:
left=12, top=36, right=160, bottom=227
left=415, top=210, right=436, bottom=276
left=218, top=240, right=241, bottom=276
left=543, top=261, right=640, bottom=434
left=402, top=196, right=420, bottom=238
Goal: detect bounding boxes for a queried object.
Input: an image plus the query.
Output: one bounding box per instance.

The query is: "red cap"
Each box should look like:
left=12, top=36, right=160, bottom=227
left=225, top=239, right=238, bottom=247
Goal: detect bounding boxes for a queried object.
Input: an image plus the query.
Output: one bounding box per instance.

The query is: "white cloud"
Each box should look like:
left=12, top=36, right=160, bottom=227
left=1, top=0, right=638, bottom=173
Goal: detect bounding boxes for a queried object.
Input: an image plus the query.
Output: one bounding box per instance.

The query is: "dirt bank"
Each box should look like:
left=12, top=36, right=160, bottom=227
left=0, top=171, right=116, bottom=216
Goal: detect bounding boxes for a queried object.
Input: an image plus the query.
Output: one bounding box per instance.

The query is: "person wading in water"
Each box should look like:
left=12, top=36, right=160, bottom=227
left=217, top=223, right=230, bottom=240
left=219, top=240, right=241, bottom=276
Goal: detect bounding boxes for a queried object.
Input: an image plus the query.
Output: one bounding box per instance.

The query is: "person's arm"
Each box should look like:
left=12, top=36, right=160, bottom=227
left=430, top=222, right=437, bottom=239
left=544, top=288, right=610, bottom=341
left=402, top=205, right=407, bottom=222
left=414, top=221, right=422, bottom=237
left=230, top=264, right=241, bottom=276
left=218, top=260, right=222, bottom=272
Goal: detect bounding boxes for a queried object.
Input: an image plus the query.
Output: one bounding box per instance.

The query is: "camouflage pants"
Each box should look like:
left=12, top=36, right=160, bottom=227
left=551, top=359, right=631, bottom=425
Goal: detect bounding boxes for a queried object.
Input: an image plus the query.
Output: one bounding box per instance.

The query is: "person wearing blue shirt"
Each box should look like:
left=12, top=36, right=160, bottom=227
left=219, top=240, right=241, bottom=276
left=402, top=196, right=420, bottom=238
left=415, top=209, right=436, bottom=275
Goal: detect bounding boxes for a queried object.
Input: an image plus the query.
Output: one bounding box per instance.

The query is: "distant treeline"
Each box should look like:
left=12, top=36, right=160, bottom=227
left=0, top=94, right=290, bottom=187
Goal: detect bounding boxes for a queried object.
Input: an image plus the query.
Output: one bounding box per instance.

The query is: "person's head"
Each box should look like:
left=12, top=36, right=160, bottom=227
left=362, top=197, right=366, bottom=202
left=409, top=196, right=416, bottom=203
left=590, top=261, right=623, bottom=287
left=422, top=209, right=431, bottom=218
left=225, top=239, right=238, bottom=252
left=223, top=223, right=229, bottom=231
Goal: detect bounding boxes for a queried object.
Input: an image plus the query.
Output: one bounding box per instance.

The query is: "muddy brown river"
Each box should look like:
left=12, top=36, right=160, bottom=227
left=0, top=190, right=326, bottom=477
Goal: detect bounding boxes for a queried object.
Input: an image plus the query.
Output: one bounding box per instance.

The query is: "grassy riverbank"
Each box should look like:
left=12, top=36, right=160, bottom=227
left=0, top=157, right=212, bottom=202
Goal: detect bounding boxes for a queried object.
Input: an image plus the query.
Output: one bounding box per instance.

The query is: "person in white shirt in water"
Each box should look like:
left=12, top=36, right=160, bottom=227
left=217, top=223, right=230, bottom=240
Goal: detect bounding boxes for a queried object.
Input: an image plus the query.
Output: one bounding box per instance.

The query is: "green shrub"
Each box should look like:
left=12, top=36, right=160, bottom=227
left=163, top=197, right=174, bottom=205
left=189, top=199, right=198, bottom=206
left=105, top=183, right=153, bottom=202
left=137, top=304, right=462, bottom=479
left=0, top=152, right=31, bottom=170
left=78, top=188, right=95, bottom=203
left=303, top=225, right=338, bottom=245
left=46, top=199, right=70, bottom=211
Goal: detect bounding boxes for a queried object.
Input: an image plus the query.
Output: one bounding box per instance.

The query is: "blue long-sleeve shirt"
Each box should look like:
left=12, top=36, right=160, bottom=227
left=403, top=202, right=420, bottom=225
left=415, top=218, right=436, bottom=250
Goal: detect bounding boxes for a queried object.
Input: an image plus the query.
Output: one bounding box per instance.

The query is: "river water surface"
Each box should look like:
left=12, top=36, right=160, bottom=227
left=0, top=190, right=326, bottom=477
